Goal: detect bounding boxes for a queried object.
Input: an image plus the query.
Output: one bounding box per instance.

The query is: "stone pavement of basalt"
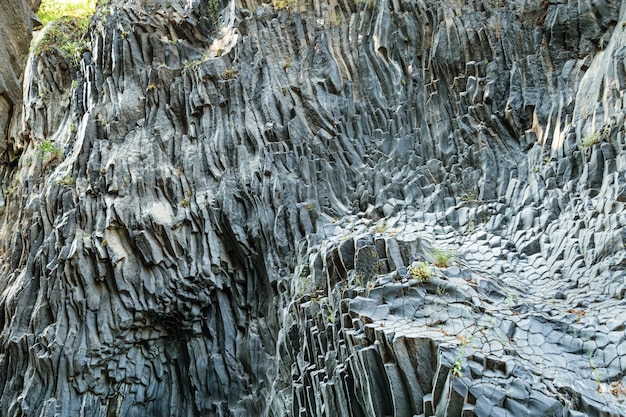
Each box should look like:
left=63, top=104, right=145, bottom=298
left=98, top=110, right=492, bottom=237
left=285, top=210, right=626, bottom=417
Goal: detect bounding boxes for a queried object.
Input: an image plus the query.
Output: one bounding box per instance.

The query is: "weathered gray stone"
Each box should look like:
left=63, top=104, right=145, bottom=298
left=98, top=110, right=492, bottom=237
left=0, top=0, right=35, bottom=157
left=2, top=0, right=626, bottom=415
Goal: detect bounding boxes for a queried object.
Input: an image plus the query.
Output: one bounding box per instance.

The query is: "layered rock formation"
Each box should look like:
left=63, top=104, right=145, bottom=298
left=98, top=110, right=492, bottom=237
left=0, top=0, right=38, bottom=159
left=1, top=0, right=626, bottom=415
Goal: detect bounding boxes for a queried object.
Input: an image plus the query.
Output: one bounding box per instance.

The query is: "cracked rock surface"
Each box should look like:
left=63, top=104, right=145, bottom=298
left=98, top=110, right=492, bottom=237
left=1, top=0, right=626, bottom=415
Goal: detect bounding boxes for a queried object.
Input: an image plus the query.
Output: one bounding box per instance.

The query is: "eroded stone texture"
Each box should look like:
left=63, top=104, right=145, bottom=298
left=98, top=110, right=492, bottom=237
left=0, top=0, right=37, bottom=159
left=281, top=215, right=626, bottom=416
left=0, top=0, right=626, bottom=416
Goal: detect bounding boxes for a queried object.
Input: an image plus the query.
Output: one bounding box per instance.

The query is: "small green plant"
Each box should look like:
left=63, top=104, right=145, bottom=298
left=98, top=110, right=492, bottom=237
left=432, top=249, right=452, bottom=268
left=354, top=272, right=366, bottom=287
left=452, top=337, right=469, bottom=378
left=185, top=55, right=209, bottom=67
left=480, top=209, right=490, bottom=224
left=181, top=198, right=191, bottom=208
left=272, top=0, right=297, bottom=10
left=435, top=284, right=449, bottom=298
left=70, top=123, right=77, bottom=133
left=207, top=0, right=220, bottom=20
left=461, top=191, right=476, bottom=202
left=409, top=262, right=433, bottom=282
left=71, top=80, right=79, bottom=89
left=37, top=140, right=62, bottom=161
left=56, top=173, right=74, bottom=186
left=580, top=131, right=600, bottom=150
left=101, top=239, right=108, bottom=246
left=324, top=305, right=335, bottom=323
left=6, top=186, right=14, bottom=195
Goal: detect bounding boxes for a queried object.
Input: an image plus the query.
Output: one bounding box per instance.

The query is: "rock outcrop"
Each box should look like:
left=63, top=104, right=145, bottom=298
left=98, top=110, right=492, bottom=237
left=0, top=0, right=38, bottom=159
left=1, top=0, right=626, bottom=416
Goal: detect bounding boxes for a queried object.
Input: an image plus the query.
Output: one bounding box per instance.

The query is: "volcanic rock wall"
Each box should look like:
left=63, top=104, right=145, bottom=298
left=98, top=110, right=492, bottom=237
left=1, top=0, right=626, bottom=416
left=0, top=0, right=38, bottom=159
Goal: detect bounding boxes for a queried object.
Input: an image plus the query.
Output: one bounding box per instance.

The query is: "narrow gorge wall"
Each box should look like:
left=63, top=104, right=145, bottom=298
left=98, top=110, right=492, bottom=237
left=0, top=0, right=37, bottom=159
left=1, top=0, right=626, bottom=416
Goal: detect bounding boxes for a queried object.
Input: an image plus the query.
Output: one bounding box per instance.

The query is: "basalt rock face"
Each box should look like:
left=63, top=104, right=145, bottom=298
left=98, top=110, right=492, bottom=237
left=1, top=0, right=626, bottom=416
left=0, top=0, right=37, bottom=159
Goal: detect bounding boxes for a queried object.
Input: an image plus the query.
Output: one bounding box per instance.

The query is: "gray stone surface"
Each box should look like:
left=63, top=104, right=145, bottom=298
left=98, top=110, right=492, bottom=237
left=1, top=0, right=626, bottom=416
left=0, top=0, right=36, bottom=159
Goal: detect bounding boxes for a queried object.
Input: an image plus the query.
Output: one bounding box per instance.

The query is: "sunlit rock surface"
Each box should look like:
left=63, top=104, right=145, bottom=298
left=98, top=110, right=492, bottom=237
left=1, top=0, right=626, bottom=415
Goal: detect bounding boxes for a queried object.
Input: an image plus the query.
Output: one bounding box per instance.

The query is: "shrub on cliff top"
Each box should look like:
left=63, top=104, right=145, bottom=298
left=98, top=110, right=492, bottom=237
left=34, top=15, right=92, bottom=67
left=37, top=0, right=95, bottom=26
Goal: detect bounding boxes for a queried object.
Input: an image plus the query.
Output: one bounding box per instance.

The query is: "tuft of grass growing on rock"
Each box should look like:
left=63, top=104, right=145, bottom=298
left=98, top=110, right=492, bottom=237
left=580, top=125, right=613, bottom=151
left=432, top=248, right=452, bottom=268
left=579, top=131, right=600, bottom=151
